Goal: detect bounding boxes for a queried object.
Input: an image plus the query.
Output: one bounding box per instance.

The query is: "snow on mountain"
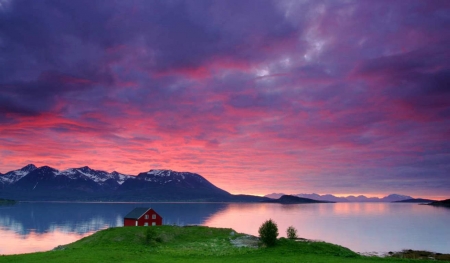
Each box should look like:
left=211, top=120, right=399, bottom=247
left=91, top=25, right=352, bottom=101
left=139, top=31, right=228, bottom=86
left=0, top=164, right=37, bottom=184
left=1, top=165, right=233, bottom=201
left=1, top=165, right=213, bottom=188
left=147, top=169, right=173, bottom=177
left=0, top=164, right=134, bottom=186
left=141, top=169, right=203, bottom=184
left=55, top=166, right=133, bottom=185
left=76, top=166, right=110, bottom=182
left=111, top=171, right=132, bottom=185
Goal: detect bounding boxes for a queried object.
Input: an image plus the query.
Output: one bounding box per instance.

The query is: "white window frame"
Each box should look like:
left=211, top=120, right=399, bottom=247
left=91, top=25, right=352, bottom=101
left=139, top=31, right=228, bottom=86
left=152, top=214, right=156, bottom=219
left=145, top=214, right=149, bottom=219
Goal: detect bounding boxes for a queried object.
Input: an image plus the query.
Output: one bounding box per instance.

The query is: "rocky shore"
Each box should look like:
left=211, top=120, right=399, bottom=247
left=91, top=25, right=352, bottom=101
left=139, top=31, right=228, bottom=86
left=386, top=250, right=450, bottom=261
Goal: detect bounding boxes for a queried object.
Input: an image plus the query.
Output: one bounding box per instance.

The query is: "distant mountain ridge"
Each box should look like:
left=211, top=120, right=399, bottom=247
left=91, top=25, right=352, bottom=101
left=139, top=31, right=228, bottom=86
left=394, top=198, right=436, bottom=203
left=0, top=164, right=265, bottom=202
left=264, top=193, right=414, bottom=202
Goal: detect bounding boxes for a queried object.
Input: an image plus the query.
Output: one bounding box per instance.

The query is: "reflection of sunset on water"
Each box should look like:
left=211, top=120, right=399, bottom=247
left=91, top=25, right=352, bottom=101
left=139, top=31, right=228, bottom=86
left=0, top=202, right=449, bottom=255
left=203, top=203, right=332, bottom=238
left=203, top=203, right=450, bottom=253
left=0, top=228, right=95, bottom=255
left=331, top=203, right=387, bottom=215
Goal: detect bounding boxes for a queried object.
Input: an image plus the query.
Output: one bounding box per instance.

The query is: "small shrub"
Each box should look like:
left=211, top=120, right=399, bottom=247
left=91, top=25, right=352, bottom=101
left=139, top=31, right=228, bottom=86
left=286, top=226, right=297, bottom=239
left=258, top=219, right=278, bottom=247
left=145, top=227, right=156, bottom=245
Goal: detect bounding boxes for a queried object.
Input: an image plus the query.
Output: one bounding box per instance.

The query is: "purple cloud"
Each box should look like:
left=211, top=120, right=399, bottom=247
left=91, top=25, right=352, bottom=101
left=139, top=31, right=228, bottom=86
left=0, top=0, right=449, bottom=198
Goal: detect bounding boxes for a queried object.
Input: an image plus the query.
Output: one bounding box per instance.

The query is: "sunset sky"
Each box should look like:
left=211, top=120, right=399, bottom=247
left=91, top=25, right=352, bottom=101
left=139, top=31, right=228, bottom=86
left=1, top=0, right=449, bottom=199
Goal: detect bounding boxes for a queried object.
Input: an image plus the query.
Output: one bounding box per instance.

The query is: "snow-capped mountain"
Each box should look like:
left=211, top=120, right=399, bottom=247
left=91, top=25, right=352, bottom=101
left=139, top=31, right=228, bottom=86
left=138, top=169, right=214, bottom=187
left=0, top=164, right=248, bottom=202
left=56, top=166, right=131, bottom=185
left=0, top=164, right=37, bottom=184
left=117, top=169, right=231, bottom=201
left=0, top=164, right=132, bottom=187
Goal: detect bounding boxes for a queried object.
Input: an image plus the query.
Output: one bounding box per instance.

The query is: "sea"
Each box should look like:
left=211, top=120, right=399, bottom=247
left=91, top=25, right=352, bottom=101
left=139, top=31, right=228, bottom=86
left=0, top=202, right=449, bottom=255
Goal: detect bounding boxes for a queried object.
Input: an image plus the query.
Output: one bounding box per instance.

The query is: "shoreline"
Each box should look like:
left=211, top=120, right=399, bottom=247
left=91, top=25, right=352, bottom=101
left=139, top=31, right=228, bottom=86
left=1, top=226, right=450, bottom=263
left=1, top=202, right=449, bottom=257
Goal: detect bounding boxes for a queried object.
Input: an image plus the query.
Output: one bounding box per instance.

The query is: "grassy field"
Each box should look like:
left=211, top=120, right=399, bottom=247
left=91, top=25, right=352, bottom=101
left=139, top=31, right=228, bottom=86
left=0, top=225, right=448, bottom=263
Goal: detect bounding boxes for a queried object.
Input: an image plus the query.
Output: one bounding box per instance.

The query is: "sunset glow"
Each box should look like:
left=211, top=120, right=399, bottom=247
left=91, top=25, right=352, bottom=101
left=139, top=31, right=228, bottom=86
left=1, top=0, right=449, bottom=198
left=0, top=228, right=95, bottom=255
left=202, top=203, right=450, bottom=253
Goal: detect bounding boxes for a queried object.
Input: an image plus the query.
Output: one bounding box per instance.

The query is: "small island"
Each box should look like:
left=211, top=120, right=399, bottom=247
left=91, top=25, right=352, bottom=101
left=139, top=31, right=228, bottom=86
left=263, top=195, right=334, bottom=204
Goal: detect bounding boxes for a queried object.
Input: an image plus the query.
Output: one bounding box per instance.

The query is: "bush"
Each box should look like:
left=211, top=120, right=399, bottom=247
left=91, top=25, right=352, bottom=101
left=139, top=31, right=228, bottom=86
left=286, top=226, right=298, bottom=239
left=145, top=227, right=156, bottom=245
left=258, top=219, right=278, bottom=246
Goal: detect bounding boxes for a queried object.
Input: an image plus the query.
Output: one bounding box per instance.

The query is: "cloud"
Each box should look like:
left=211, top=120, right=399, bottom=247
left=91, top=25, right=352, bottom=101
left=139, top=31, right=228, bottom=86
left=0, top=0, right=449, bottom=198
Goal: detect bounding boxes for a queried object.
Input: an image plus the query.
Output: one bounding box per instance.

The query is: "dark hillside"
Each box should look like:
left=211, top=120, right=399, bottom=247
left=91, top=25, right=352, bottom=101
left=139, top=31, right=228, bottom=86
left=263, top=195, right=334, bottom=204
left=393, top=198, right=436, bottom=203
left=427, top=199, right=450, bottom=207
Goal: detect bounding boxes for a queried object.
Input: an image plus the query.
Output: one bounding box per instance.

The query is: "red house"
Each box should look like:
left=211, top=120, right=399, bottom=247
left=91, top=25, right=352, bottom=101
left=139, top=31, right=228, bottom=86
left=123, top=207, right=163, bottom=226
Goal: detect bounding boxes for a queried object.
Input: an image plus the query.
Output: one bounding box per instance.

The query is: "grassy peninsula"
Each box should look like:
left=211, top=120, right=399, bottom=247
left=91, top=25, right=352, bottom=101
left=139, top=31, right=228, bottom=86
left=0, top=226, right=448, bottom=263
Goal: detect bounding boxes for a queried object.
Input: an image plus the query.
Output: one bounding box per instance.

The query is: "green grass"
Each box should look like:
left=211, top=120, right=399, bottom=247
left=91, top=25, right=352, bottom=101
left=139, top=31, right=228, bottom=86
left=0, top=226, right=448, bottom=263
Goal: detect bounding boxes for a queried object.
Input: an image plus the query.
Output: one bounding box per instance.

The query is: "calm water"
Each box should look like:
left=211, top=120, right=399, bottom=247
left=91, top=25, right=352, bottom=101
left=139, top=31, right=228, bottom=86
left=0, top=202, right=449, bottom=255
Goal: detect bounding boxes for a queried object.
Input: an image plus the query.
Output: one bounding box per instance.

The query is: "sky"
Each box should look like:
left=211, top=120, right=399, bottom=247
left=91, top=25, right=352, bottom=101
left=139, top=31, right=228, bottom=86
left=0, top=0, right=449, bottom=199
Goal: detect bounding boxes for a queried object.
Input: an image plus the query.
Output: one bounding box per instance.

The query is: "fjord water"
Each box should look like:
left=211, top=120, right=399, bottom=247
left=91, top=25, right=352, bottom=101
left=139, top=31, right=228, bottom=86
left=0, top=202, right=449, bottom=255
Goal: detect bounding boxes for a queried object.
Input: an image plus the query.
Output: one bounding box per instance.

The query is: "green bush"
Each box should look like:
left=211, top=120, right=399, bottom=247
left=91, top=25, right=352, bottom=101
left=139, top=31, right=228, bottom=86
left=145, top=227, right=156, bottom=245
left=286, top=226, right=297, bottom=239
left=258, top=219, right=278, bottom=247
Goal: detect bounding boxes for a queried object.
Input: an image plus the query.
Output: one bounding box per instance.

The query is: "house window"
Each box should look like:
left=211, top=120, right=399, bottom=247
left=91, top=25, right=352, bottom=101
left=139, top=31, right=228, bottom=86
left=144, top=222, right=148, bottom=226
left=145, top=215, right=149, bottom=219
left=152, top=222, right=156, bottom=226
left=152, top=214, right=156, bottom=219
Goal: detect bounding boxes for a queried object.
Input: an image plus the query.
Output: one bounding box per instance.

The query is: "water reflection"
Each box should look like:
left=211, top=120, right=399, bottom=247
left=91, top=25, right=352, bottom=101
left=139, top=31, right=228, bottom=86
left=1, top=202, right=449, bottom=255
left=0, top=202, right=228, bottom=255
left=0, top=202, right=228, bottom=236
left=203, top=203, right=450, bottom=254
left=0, top=228, right=94, bottom=255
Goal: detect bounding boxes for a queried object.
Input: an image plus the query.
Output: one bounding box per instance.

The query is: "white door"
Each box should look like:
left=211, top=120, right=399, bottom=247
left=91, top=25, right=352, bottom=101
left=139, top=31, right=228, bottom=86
left=135, top=221, right=138, bottom=226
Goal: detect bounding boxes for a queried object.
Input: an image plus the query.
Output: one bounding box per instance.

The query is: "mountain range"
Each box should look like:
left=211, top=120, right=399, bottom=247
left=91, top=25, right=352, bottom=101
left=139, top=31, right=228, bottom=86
left=0, top=164, right=263, bottom=202
left=264, top=193, right=414, bottom=202
left=1, top=164, right=422, bottom=203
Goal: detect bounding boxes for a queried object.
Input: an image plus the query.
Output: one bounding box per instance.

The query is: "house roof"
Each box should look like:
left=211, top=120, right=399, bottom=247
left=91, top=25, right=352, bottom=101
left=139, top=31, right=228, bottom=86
left=124, top=207, right=152, bottom=219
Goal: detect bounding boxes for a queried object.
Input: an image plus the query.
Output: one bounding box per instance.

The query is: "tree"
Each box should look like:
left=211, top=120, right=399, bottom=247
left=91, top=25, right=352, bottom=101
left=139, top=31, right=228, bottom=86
left=258, top=219, right=278, bottom=246
left=286, top=226, right=298, bottom=239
